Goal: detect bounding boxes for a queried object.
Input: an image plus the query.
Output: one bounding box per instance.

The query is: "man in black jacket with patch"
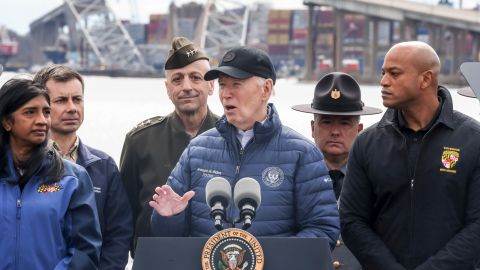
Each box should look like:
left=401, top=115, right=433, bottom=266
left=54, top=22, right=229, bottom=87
left=340, top=41, right=480, bottom=269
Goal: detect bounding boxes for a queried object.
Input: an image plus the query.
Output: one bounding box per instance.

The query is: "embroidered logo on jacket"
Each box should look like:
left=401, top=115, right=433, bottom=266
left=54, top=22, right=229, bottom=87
left=37, top=183, right=62, bottom=193
left=197, top=167, right=223, bottom=178
left=262, top=167, right=284, bottom=187
left=440, top=147, right=460, bottom=173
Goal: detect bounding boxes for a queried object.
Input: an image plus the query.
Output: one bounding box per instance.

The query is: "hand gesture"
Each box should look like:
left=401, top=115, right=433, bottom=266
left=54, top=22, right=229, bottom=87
left=149, top=185, right=195, bottom=217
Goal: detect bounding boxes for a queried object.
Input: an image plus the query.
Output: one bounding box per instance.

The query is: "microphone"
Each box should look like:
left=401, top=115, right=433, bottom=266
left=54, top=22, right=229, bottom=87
left=205, top=177, right=232, bottom=231
left=234, top=177, right=261, bottom=230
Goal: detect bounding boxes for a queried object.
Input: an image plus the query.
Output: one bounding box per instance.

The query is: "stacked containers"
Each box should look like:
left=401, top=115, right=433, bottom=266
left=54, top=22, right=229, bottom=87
left=268, top=9, right=291, bottom=71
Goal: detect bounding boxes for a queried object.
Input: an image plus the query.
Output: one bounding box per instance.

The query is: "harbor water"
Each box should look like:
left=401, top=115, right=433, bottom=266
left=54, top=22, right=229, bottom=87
left=1, top=72, right=479, bottom=268
left=1, top=72, right=479, bottom=164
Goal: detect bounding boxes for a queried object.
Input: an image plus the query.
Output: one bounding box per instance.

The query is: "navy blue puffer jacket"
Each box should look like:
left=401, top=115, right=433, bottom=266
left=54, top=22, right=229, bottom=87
left=152, top=104, right=339, bottom=248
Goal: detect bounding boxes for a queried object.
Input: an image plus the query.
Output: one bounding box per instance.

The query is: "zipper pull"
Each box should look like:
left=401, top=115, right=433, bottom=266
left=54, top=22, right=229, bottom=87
left=410, top=179, right=415, bottom=190
left=16, top=199, right=22, bottom=219
left=236, top=165, right=240, bottom=174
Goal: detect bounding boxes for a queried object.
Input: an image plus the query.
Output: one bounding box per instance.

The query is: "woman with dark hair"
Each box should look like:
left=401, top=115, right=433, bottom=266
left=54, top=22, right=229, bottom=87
left=0, top=77, right=102, bottom=269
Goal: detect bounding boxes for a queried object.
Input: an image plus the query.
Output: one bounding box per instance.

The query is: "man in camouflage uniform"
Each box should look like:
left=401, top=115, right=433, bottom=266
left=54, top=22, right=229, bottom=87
left=120, top=37, right=219, bottom=254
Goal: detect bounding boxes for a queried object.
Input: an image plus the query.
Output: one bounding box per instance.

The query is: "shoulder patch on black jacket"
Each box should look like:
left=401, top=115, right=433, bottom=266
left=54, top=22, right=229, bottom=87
left=127, top=116, right=165, bottom=136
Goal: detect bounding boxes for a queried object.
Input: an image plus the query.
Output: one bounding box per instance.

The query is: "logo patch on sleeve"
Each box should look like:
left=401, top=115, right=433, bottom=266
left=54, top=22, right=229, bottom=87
left=440, top=146, right=460, bottom=173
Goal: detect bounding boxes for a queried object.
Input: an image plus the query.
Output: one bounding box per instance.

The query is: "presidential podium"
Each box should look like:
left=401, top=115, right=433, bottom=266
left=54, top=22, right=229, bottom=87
left=132, top=236, right=334, bottom=270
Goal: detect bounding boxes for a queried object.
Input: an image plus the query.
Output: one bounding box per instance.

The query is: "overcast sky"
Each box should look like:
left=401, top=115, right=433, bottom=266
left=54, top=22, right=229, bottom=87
left=0, top=0, right=477, bottom=35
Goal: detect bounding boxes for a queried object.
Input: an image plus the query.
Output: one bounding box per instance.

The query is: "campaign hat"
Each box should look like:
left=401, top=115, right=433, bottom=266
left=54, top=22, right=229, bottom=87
left=292, top=72, right=382, bottom=116
left=204, top=46, right=276, bottom=84
left=164, top=37, right=209, bottom=70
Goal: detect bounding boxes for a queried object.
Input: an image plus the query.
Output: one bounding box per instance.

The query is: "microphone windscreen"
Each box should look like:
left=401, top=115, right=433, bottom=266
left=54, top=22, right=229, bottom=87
left=205, top=177, right=232, bottom=207
left=234, top=177, right=261, bottom=208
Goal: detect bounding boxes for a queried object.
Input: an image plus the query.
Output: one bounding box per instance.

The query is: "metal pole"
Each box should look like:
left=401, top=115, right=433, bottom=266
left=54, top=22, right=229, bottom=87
left=304, top=4, right=315, bottom=81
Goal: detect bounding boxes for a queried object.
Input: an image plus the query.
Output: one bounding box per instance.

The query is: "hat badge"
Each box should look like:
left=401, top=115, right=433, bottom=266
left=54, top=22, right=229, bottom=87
left=331, top=89, right=341, bottom=99
left=186, top=49, right=198, bottom=57
left=223, top=51, right=235, bottom=62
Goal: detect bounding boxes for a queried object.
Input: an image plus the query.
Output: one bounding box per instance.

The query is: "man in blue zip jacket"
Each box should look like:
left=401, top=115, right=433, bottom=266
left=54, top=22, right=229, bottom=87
left=34, top=65, right=133, bottom=270
left=149, top=46, right=340, bottom=248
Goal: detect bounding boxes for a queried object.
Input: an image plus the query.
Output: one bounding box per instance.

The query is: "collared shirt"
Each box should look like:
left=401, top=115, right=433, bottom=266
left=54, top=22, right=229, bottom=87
left=397, top=99, right=442, bottom=177
left=328, top=163, right=347, bottom=201
left=50, top=136, right=80, bottom=162
left=235, top=107, right=269, bottom=148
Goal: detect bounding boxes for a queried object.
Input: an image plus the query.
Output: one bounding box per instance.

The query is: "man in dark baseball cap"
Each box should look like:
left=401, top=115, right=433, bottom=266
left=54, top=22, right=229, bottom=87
left=150, top=46, right=340, bottom=249
left=292, top=72, right=381, bottom=270
left=120, top=36, right=219, bottom=253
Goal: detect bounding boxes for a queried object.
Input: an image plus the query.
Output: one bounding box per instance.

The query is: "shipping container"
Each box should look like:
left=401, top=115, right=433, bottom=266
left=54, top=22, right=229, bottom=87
left=269, top=10, right=291, bottom=20
left=148, top=14, right=169, bottom=44
left=268, top=34, right=290, bottom=45
left=124, top=23, right=147, bottom=44
left=268, top=44, right=289, bottom=55
left=316, top=9, right=334, bottom=28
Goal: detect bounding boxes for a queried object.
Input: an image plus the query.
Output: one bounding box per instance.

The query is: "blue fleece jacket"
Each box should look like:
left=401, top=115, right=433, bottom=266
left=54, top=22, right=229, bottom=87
left=0, top=148, right=102, bottom=270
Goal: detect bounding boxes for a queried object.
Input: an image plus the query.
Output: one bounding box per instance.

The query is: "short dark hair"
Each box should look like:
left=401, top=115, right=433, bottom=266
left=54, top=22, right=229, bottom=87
left=33, top=64, right=85, bottom=93
left=0, top=77, right=63, bottom=185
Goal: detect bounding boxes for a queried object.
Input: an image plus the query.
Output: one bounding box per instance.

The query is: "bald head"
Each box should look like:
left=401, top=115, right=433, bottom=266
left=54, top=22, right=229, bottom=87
left=387, top=41, right=440, bottom=82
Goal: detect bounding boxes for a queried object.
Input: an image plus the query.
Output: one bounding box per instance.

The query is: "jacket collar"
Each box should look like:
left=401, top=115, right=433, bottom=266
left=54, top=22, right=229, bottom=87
left=216, top=103, right=282, bottom=144
left=377, top=86, right=455, bottom=130
left=0, top=146, right=52, bottom=184
left=76, top=139, right=101, bottom=168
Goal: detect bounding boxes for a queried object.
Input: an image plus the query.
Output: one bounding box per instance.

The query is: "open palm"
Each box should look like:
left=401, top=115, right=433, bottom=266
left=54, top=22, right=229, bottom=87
left=149, top=185, right=195, bottom=217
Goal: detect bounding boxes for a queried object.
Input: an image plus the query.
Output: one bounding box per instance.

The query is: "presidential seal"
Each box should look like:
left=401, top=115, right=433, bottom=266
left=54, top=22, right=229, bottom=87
left=202, top=228, right=264, bottom=270
left=262, top=167, right=284, bottom=188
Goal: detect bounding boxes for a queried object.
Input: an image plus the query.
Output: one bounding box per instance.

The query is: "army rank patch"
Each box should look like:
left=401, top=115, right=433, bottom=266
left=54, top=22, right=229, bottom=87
left=37, top=183, right=63, bottom=193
